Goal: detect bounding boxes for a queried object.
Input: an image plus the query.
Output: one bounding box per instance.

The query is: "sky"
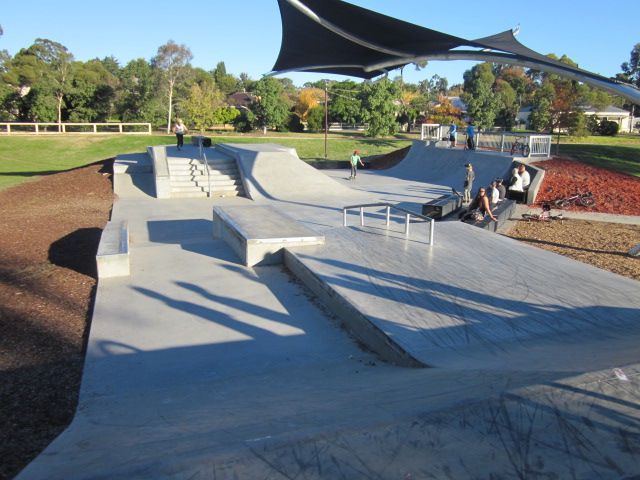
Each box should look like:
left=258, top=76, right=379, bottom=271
left=1, top=0, right=637, bottom=88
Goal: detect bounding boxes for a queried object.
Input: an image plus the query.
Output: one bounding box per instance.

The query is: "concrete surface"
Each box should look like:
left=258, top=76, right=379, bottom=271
left=17, top=142, right=640, bottom=480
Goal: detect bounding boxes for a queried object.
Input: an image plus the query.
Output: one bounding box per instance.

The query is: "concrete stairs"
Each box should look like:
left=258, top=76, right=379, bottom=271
left=168, top=150, right=245, bottom=198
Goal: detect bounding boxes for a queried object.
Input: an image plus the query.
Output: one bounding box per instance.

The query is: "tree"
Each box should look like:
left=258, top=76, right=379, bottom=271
left=249, top=76, right=292, bottom=133
left=328, top=80, right=361, bottom=124
left=617, top=43, right=640, bottom=88
left=67, top=59, right=118, bottom=122
left=152, top=40, right=193, bottom=133
left=306, top=105, right=325, bottom=133
left=212, top=61, right=239, bottom=95
left=493, top=79, right=518, bottom=129
left=461, top=62, right=497, bottom=129
left=116, top=58, right=164, bottom=124
left=528, top=83, right=555, bottom=132
left=183, top=82, right=224, bottom=132
left=294, top=88, right=323, bottom=122
left=358, top=79, right=401, bottom=137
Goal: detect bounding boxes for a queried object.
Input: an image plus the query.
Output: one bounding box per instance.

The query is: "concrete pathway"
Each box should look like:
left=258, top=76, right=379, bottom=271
left=18, top=143, right=640, bottom=480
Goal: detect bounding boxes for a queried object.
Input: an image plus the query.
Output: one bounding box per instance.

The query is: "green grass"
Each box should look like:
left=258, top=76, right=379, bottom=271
left=0, top=133, right=413, bottom=191
left=552, top=139, right=640, bottom=177
left=1, top=131, right=638, bottom=191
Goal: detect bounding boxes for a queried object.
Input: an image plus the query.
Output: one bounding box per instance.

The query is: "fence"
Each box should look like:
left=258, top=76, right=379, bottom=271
left=0, top=122, right=152, bottom=135
left=420, top=123, right=552, bottom=157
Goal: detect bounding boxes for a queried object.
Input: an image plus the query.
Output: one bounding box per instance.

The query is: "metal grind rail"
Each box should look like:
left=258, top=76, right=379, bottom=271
left=196, top=137, right=212, bottom=197
left=342, top=203, right=435, bottom=245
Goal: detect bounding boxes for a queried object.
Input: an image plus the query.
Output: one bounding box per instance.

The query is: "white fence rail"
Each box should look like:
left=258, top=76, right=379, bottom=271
left=0, top=122, right=152, bottom=135
left=420, top=123, right=552, bottom=157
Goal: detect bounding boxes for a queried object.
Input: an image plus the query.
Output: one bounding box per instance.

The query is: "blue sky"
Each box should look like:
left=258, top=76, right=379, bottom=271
left=1, top=1, right=637, bottom=88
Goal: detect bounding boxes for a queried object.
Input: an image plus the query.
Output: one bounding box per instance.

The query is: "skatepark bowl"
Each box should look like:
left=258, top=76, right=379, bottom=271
left=17, top=140, right=640, bottom=480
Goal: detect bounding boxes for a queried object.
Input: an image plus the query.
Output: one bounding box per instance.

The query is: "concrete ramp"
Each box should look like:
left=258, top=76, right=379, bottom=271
left=383, top=141, right=514, bottom=192
left=216, top=143, right=361, bottom=201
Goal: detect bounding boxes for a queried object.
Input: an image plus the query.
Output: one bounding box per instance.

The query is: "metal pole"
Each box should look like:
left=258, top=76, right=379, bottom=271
left=385, top=206, right=390, bottom=226
left=343, top=208, right=347, bottom=227
left=405, top=214, right=410, bottom=235
left=429, top=219, right=434, bottom=245
left=324, top=88, right=328, bottom=159
left=360, top=207, right=364, bottom=226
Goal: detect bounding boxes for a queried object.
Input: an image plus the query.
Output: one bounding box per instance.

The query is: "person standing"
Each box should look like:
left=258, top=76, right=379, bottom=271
left=466, top=123, right=476, bottom=150
left=349, top=150, right=364, bottom=180
left=496, top=178, right=506, bottom=202
left=448, top=123, right=457, bottom=148
left=463, top=163, right=475, bottom=203
left=173, top=118, right=187, bottom=150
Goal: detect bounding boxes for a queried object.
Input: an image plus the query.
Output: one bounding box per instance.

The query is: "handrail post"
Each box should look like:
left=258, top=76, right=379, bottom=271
left=360, top=207, right=364, bottom=226
left=385, top=206, right=390, bottom=226
left=405, top=213, right=410, bottom=235
left=343, top=208, right=347, bottom=227
left=429, top=218, right=434, bottom=245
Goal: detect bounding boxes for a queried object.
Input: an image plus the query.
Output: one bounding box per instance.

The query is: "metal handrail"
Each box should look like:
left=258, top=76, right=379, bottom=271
left=197, top=138, right=212, bottom=197
left=342, top=203, right=435, bottom=245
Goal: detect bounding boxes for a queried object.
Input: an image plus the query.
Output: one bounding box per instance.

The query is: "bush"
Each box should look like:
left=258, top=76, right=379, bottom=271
left=306, top=106, right=325, bottom=133
left=233, top=110, right=254, bottom=133
left=597, top=119, right=620, bottom=136
left=286, top=113, right=305, bottom=133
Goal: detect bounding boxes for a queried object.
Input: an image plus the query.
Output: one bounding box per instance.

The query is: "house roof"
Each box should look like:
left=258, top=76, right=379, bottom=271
left=226, top=92, right=256, bottom=108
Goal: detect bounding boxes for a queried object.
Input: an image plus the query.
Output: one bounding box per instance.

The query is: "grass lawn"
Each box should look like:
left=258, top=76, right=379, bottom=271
left=0, top=133, right=414, bottom=191
left=552, top=135, right=640, bottom=177
left=1, top=131, right=638, bottom=190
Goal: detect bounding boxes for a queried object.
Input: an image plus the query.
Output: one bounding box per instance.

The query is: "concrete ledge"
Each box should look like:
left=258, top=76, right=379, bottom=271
left=96, top=220, right=130, bottom=278
left=191, top=135, right=211, bottom=147
left=466, top=200, right=517, bottom=232
left=422, top=194, right=462, bottom=220
left=213, top=205, right=325, bottom=267
left=283, top=249, right=425, bottom=368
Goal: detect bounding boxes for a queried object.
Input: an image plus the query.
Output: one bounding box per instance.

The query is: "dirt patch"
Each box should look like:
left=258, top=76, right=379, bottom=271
left=0, top=161, right=113, bottom=479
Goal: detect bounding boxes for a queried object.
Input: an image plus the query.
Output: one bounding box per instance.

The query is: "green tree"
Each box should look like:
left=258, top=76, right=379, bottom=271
left=306, top=105, right=325, bottom=133
left=67, top=59, right=118, bottom=122
left=461, top=62, right=497, bottom=129
left=617, top=43, right=640, bottom=88
left=328, top=80, right=361, bottom=124
left=212, top=106, right=240, bottom=127
left=152, top=40, right=193, bottom=133
left=358, top=79, right=401, bottom=137
left=493, top=79, right=517, bottom=129
left=116, top=58, right=164, bottom=124
left=183, top=82, right=224, bottom=131
left=528, top=83, right=555, bottom=132
left=249, top=76, right=291, bottom=133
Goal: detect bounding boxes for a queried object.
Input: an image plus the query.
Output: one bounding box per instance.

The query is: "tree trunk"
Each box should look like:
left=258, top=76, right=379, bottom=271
left=166, top=85, right=174, bottom=134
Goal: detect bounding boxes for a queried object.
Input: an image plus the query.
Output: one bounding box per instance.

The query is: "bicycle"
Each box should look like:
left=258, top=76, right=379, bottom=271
left=554, top=190, right=595, bottom=209
left=510, top=136, right=530, bottom=157
left=521, top=204, right=566, bottom=222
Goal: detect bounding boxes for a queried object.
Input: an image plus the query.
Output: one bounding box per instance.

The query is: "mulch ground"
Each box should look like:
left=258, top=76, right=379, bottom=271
left=1, top=152, right=639, bottom=479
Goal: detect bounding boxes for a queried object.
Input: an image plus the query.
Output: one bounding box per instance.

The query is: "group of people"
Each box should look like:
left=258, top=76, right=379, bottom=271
left=460, top=163, right=530, bottom=223
left=448, top=123, right=476, bottom=150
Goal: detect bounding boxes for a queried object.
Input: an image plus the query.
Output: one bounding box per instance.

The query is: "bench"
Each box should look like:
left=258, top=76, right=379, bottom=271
left=422, top=194, right=462, bottom=220
left=191, top=135, right=211, bottom=147
left=466, top=200, right=516, bottom=232
left=213, top=205, right=325, bottom=266
left=96, top=220, right=130, bottom=278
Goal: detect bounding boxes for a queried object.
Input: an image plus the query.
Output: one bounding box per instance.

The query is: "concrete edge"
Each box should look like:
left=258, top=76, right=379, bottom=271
left=283, top=248, right=426, bottom=369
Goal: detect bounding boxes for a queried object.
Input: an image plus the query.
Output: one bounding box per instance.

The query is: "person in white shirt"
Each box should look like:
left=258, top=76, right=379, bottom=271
left=508, top=167, right=524, bottom=201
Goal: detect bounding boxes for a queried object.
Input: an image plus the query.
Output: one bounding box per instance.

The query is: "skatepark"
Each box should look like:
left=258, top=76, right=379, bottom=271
left=17, top=141, right=640, bottom=479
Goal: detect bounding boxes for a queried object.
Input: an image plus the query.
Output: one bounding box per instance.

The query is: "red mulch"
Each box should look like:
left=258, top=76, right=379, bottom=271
left=531, top=157, right=640, bottom=215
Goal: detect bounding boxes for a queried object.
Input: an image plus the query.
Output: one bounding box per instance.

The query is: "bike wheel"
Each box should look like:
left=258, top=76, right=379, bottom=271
left=522, top=145, right=530, bottom=157
left=510, top=144, right=517, bottom=155
left=579, top=196, right=596, bottom=207
left=521, top=214, right=536, bottom=221
left=554, top=198, right=571, bottom=209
